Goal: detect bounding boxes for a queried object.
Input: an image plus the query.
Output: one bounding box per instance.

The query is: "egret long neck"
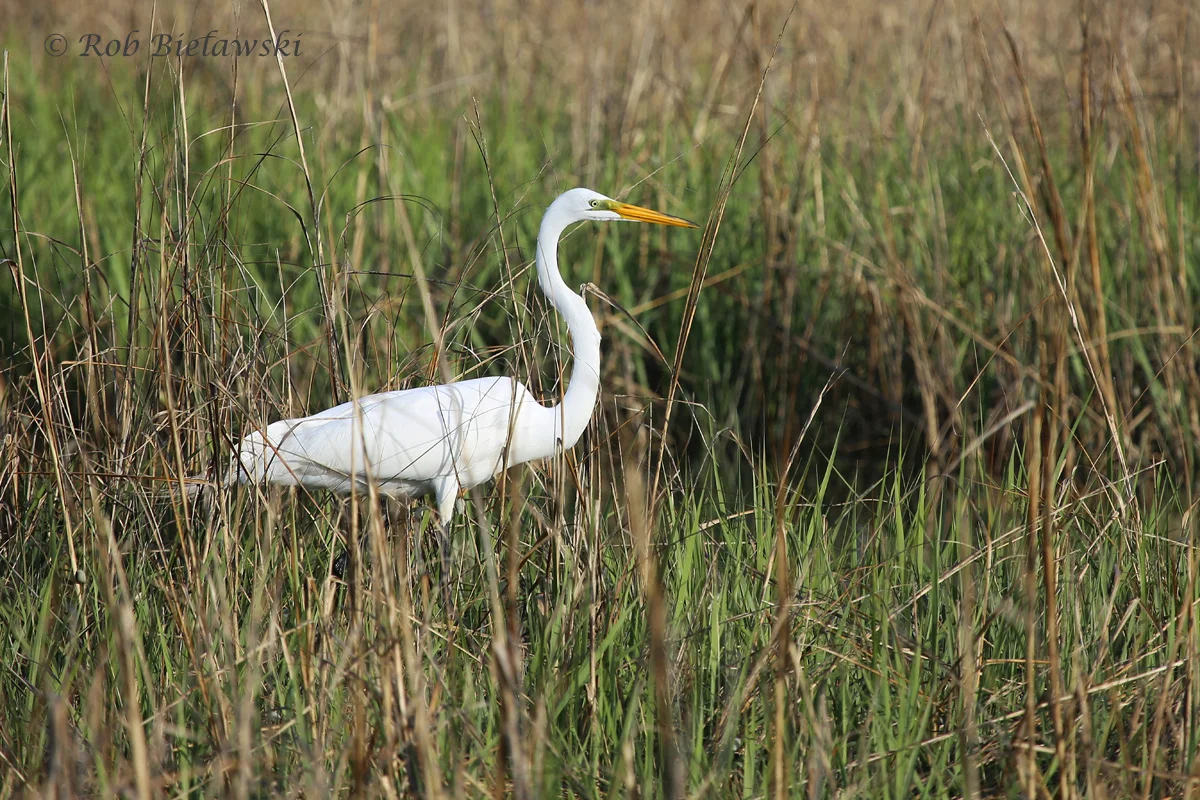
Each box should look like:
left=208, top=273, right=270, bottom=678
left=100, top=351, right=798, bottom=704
left=535, top=210, right=602, bottom=453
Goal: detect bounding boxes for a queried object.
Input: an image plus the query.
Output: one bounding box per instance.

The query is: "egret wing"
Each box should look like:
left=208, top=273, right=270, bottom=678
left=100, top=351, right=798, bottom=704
left=236, top=376, right=530, bottom=493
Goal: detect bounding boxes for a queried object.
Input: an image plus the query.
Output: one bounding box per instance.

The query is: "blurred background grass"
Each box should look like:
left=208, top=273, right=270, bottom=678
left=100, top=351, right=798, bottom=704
left=2, top=0, right=1199, bottom=797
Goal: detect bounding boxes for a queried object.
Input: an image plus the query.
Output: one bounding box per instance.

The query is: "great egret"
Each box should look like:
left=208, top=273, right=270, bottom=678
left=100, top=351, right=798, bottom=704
left=228, top=188, right=698, bottom=529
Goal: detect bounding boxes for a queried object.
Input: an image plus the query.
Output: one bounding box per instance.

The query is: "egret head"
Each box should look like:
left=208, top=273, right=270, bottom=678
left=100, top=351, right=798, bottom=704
left=554, top=187, right=699, bottom=228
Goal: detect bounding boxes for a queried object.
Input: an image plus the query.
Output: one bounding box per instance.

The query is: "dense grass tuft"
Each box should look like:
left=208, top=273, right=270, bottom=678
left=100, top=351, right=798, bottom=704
left=2, top=1, right=1199, bottom=796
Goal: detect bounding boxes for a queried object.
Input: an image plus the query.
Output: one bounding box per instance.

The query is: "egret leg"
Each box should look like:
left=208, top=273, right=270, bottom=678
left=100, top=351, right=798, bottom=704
left=332, top=529, right=364, bottom=580
left=433, top=480, right=460, bottom=605
left=332, top=499, right=392, bottom=580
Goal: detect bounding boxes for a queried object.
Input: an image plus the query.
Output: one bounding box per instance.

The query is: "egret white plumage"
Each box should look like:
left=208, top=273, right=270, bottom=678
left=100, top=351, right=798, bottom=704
left=228, top=188, right=698, bottom=529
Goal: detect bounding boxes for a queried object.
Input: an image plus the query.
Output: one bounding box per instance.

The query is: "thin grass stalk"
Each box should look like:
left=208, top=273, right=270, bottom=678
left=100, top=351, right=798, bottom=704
left=1140, top=506, right=1200, bottom=796
left=771, top=464, right=791, bottom=800
left=649, top=9, right=789, bottom=508
left=955, top=489, right=981, bottom=800
left=3, top=52, right=84, bottom=604
left=258, top=0, right=341, bottom=400
left=1038, top=352, right=1070, bottom=800
left=499, top=466, right=532, bottom=800
left=1003, top=28, right=1080, bottom=495
left=117, top=15, right=157, bottom=473
left=64, top=129, right=103, bottom=442
left=88, top=479, right=153, bottom=800
left=985, top=122, right=1139, bottom=524
left=464, top=113, right=531, bottom=800
left=1078, top=12, right=1123, bottom=469
left=625, top=435, right=681, bottom=800
left=1170, top=44, right=1199, bottom=487
left=160, top=60, right=193, bottom=523
left=1186, top=501, right=1200, bottom=797
left=1003, top=30, right=1073, bottom=271
left=769, top=362, right=836, bottom=796
left=1021, top=380, right=1044, bottom=797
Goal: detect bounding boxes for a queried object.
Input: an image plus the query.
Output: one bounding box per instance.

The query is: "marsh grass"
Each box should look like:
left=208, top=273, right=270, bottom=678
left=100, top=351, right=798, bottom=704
left=2, top=0, right=1200, bottom=796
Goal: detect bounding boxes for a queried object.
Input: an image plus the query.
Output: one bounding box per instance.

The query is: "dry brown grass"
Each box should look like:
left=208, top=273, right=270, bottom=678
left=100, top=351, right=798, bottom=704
left=3, top=0, right=1200, bottom=796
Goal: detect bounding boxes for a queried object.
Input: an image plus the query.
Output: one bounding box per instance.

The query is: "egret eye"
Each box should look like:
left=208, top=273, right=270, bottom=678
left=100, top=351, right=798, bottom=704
left=589, top=199, right=598, bottom=208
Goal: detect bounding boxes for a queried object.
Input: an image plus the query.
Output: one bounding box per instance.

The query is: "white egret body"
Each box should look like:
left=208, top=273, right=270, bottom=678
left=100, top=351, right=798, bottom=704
left=231, top=188, right=697, bottom=524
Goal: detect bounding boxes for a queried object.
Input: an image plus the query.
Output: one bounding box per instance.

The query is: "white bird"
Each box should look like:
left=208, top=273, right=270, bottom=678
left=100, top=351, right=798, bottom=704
left=227, top=188, right=698, bottom=528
